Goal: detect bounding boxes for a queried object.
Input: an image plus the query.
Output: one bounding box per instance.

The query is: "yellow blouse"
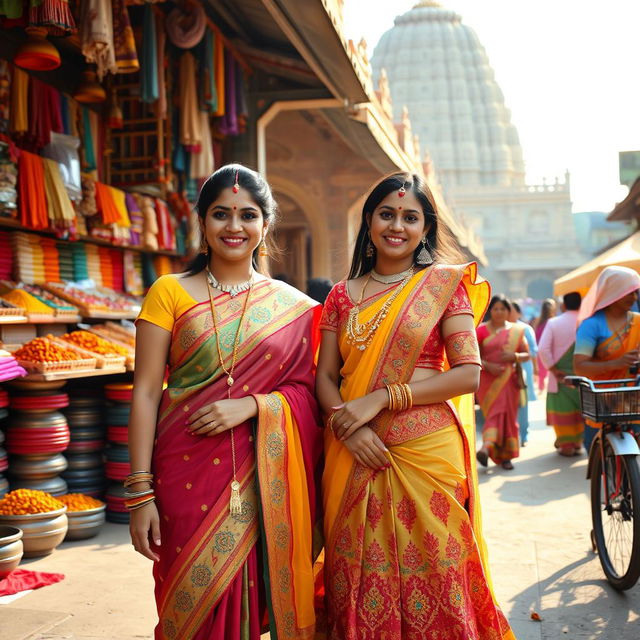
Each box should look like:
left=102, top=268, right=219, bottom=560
left=136, top=274, right=198, bottom=333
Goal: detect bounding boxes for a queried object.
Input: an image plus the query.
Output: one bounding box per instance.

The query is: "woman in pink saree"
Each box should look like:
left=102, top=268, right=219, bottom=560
left=128, top=165, right=322, bottom=639
left=476, top=295, right=530, bottom=470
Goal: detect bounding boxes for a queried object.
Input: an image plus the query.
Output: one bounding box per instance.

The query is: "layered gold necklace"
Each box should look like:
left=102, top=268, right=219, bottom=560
left=346, top=268, right=414, bottom=351
left=207, top=279, right=253, bottom=515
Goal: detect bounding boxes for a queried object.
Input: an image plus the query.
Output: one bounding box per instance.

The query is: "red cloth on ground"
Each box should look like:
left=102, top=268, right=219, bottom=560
left=0, top=569, right=65, bottom=596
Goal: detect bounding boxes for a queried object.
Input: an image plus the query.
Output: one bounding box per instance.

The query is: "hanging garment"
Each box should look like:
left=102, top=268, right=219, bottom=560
left=178, top=52, right=201, bottom=150
left=140, top=3, right=158, bottom=103
left=219, top=54, right=237, bottom=135
left=42, top=157, right=75, bottom=226
left=189, top=110, right=214, bottom=180
left=95, top=182, right=121, bottom=225
left=112, top=0, right=139, bottom=73
left=212, top=33, right=225, bottom=117
left=28, top=0, right=76, bottom=35
left=9, top=66, right=29, bottom=134
left=18, top=150, right=48, bottom=229
left=29, top=76, right=63, bottom=149
left=81, top=107, right=96, bottom=171
left=165, top=2, right=206, bottom=49
left=154, top=9, right=167, bottom=119
left=199, top=30, right=217, bottom=113
left=79, top=0, right=116, bottom=80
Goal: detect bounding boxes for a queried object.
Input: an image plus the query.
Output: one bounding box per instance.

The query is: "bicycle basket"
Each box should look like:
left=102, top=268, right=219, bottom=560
left=578, top=381, right=640, bottom=422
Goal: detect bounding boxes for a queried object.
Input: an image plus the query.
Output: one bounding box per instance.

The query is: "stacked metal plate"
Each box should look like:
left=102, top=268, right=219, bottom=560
left=62, top=392, right=106, bottom=497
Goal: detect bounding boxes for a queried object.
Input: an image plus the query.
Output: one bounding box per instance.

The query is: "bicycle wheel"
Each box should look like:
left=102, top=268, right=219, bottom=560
left=590, top=439, right=640, bottom=590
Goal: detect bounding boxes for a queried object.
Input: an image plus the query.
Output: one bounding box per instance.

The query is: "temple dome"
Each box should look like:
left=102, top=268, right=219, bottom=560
left=372, top=2, right=525, bottom=188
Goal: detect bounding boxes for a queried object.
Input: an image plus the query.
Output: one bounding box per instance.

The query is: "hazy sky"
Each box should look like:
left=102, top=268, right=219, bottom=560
left=343, top=0, right=640, bottom=213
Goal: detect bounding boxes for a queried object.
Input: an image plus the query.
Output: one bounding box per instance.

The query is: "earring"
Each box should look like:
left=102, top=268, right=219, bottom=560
left=365, top=233, right=375, bottom=258
left=416, top=236, right=432, bottom=265
left=199, top=236, right=208, bottom=254
left=258, top=241, right=269, bottom=258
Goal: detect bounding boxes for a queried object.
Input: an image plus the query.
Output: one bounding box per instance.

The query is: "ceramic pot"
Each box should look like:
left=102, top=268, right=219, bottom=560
left=0, top=525, right=23, bottom=577
left=65, top=504, right=106, bottom=540
left=0, top=507, right=67, bottom=557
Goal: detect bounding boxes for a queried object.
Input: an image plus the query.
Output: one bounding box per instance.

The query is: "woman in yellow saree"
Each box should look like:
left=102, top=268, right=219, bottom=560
left=128, top=165, right=322, bottom=639
left=316, top=173, right=515, bottom=640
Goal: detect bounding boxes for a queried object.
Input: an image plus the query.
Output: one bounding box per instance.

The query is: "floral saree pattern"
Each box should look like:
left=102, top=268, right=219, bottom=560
left=150, top=279, right=323, bottom=639
left=322, top=264, right=516, bottom=640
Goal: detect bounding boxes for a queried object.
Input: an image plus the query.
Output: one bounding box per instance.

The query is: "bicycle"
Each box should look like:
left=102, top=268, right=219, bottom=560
left=565, top=375, right=640, bottom=590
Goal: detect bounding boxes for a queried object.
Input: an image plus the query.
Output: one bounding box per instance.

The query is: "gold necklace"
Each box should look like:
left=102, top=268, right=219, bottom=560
left=207, top=281, right=253, bottom=515
left=346, top=268, right=414, bottom=351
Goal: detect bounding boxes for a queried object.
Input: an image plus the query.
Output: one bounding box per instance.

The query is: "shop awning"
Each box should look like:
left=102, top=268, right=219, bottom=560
left=553, top=231, right=640, bottom=296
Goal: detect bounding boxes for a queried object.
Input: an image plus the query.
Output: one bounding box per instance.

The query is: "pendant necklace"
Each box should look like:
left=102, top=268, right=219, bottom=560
left=207, top=278, right=253, bottom=515
left=206, top=268, right=256, bottom=297
left=346, top=267, right=414, bottom=351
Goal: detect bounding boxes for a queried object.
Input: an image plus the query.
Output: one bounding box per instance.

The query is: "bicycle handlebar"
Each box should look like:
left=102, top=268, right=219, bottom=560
left=564, top=375, right=640, bottom=392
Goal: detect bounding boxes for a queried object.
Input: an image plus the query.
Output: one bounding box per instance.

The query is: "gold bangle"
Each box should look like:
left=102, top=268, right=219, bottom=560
left=327, top=412, right=336, bottom=433
left=402, top=383, right=413, bottom=410
left=389, top=383, right=403, bottom=412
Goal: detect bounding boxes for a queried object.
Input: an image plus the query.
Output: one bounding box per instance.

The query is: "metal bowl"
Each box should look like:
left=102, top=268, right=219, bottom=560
left=64, top=453, right=103, bottom=471
left=8, top=380, right=66, bottom=392
left=0, top=507, right=68, bottom=557
left=8, top=453, right=68, bottom=479
left=11, top=475, right=68, bottom=496
left=65, top=504, right=106, bottom=540
left=0, top=525, right=23, bottom=578
left=64, top=408, right=103, bottom=428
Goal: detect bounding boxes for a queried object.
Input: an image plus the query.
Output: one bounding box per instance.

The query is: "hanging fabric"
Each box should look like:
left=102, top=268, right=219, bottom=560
left=219, top=55, right=238, bottom=136
left=28, top=0, right=76, bottom=36
left=212, top=34, right=225, bottom=117
left=94, top=182, right=121, bottom=225
left=189, top=110, right=214, bottom=180
left=79, top=0, right=116, bottom=80
left=165, top=2, right=206, bottom=49
left=178, top=52, right=202, bottom=150
left=29, top=76, right=63, bottom=149
left=81, top=107, right=96, bottom=171
left=237, top=67, right=248, bottom=131
left=18, top=150, right=48, bottom=229
left=9, top=66, right=28, bottom=134
left=59, top=93, right=71, bottom=135
left=42, top=157, right=75, bottom=226
left=199, top=30, right=217, bottom=113
left=112, top=0, right=139, bottom=74
left=140, top=3, right=158, bottom=103
left=154, top=8, right=167, bottom=119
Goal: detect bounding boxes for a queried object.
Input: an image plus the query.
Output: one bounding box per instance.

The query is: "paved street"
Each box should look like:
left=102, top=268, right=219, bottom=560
left=1, top=397, right=638, bottom=639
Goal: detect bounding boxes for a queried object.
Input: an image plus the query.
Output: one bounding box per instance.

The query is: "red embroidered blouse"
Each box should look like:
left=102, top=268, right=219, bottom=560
left=319, top=279, right=478, bottom=370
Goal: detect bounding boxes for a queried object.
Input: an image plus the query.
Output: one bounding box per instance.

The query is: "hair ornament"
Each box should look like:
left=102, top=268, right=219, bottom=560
left=232, top=169, right=240, bottom=193
left=398, top=182, right=406, bottom=198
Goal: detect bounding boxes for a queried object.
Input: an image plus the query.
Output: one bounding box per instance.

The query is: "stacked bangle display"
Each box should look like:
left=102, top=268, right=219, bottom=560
left=124, top=488, right=156, bottom=511
left=386, top=383, right=413, bottom=411
left=124, top=471, right=154, bottom=488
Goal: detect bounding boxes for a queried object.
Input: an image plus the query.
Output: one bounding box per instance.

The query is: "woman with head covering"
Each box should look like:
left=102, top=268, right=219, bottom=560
left=574, top=266, right=640, bottom=381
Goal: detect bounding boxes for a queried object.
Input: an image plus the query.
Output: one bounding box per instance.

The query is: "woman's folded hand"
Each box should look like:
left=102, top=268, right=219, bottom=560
left=186, top=397, right=258, bottom=436
left=342, top=426, right=390, bottom=470
left=331, top=389, right=387, bottom=440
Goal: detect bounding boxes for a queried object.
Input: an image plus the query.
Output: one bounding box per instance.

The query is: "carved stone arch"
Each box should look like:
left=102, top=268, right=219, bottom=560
left=268, top=174, right=331, bottom=280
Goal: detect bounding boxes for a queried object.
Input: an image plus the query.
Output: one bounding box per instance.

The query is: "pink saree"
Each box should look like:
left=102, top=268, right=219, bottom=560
left=476, top=324, right=526, bottom=463
left=151, top=279, right=322, bottom=639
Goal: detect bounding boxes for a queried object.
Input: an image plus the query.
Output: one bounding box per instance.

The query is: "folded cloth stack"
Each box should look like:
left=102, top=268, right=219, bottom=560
left=11, top=232, right=44, bottom=283
left=98, top=247, right=113, bottom=289
left=71, top=244, right=89, bottom=281
left=41, top=238, right=60, bottom=283
left=84, top=244, right=102, bottom=286
left=110, top=250, right=124, bottom=292
left=0, top=349, right=27, bottom=382
left=57, top=242, right=74, bottom=282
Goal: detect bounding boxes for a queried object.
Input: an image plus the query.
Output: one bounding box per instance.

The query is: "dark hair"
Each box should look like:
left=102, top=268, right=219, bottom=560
left=563, top=291, right=582, bottom=311
left=186, top=164, right=277, bottom=275
left=307, top=277, right=334, bottom=304
left=347, top=172, right=463, bottom=279
left=512, top=301, right=522, bottom=314
left=488, top=294, right=512, bottom=314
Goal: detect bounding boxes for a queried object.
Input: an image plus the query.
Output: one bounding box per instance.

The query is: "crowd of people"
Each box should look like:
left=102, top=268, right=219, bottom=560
left=475, top=265, right=640, bottom=471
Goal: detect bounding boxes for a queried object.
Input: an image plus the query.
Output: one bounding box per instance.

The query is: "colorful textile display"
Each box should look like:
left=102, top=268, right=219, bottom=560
left=0, top=231, right=12, bottom=279
left=154, top=199, right=174, bottom=251
left=81, top=107, right=96, bottom=171
left=79, top=0, right=116, bottom=80
left=199, top=30, right=217, bottom=113
left=123, top=250, right=143, bottom=295
left=140, top=3, right=158, bottom=104
left=219, top=55, right=238, bottom=136
left=94, top=182, right=121, bottom=225
left=178, top=52, right=201, bottom=149
left=0, top=350, right=27, bottom=382
left=71, top=243, right=89, bottom=281
left=28, top=76, right=63, bottom=149
left=17, top=150, right=48, bottom=229
left=9, top=66, right=28, bottom=134
left=112, top=0, right=138, bottom=73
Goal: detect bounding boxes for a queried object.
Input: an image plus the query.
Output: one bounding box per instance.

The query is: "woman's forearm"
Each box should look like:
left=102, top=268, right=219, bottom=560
left=408, top=365, right=480, bottom=404
left=574, top=358, right=622, bottom=377
left=315, top=370, right=344, bottom=416
left=128, top=390, right=162, bottom=487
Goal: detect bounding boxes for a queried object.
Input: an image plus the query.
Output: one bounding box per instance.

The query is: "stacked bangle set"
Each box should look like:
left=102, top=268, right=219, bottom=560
left=385, top=383, right=413, bottom=412
left=123, top=471, right=155, bottom=511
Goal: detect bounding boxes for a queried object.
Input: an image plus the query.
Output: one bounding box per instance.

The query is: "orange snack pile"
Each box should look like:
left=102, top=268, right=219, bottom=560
left=0, top=489, right=64, bottom=515
left=14, top=337, right=81, bottom=362
left=58, top=493, right=104, bottom=511
left=60, top=330, right=128, bottom=356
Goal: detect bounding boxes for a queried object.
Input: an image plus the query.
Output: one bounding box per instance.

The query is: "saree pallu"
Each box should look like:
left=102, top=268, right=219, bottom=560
left=323, top=264, right=515, bottom=640
left=546, top=346, right=583, bottom=448
left=477, top=326, right=524, bottom=464
left=152, top=280, right=323, bottom=640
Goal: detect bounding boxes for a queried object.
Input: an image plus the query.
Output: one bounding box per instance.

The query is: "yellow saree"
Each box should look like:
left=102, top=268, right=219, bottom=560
left=322, top=264, right=516, bottom=640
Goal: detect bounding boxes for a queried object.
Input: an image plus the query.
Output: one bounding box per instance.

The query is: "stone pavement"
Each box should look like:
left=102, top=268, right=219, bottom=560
left=0, top=397, right=638, bottom=639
